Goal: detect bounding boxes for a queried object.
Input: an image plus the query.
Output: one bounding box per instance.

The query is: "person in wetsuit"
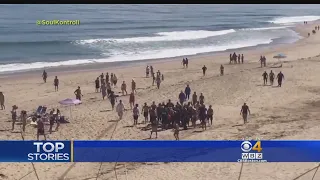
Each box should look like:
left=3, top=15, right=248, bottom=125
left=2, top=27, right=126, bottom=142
left=276, top=71, right=285, bottom=87
left=262, top=71, right=268, bottom=85
left=42, top=70, right=48, bottom=83
left=240, top=103, right=250, bottom=124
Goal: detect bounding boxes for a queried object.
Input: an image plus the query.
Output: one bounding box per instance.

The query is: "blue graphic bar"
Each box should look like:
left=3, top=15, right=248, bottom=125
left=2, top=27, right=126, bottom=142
left=2, top=140, right=320, bottom=162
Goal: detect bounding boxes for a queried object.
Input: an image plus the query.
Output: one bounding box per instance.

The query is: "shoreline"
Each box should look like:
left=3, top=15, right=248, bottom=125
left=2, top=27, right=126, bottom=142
left=0, top=22, right=315, bottom=79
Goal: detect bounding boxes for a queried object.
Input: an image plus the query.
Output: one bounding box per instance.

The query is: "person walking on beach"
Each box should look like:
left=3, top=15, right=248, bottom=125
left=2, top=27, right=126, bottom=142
left=132, top=104, right=139, bottom=126
left=74, top=86, right=83, bottom=101
left=185, top=85, right=191, bottom=100
left=131, top=79, right=136, bottom=93
left=276, top=71, right=285, bottom=87
left=202, top=65, right=207, bottom=76
left=11, top=105, right=18, bottom=131
left=110, top=73, right=114, bottom=86
left=192, top=92, right=197, bottom=105
left=173, top=123, right=179, bottom=140
left=262, top=71, right=268, bottom=85
left=54, top=76, right=59, bottom=92
left=150, top=116, right=158, bottom=139
left=241, top=54, right=244, bottom=64
left=42, top=70, right=48, bottom=83
left=21, top=110, right=27, bottom=133
left=0, top=92, right=5, bottom=110
left=37, top=118, right=46, bottom=140
left=146, top=66, right=150, bottom=77
left=150, top=66, right=154, bottom=76
left=129, top=92, right=135, bottom=109
left=220, top=65, right=224, bottom=76
left=229, top=53, right=232, bottom=64
left=156, top=75, right=161, bottom=89
left=109, top=91, right=117, bottom=110
left=199, top=93, right=205, bottom=104
left=152, top=72, right=156, bottom=86
left=199, top=104, right=207, bottom=130
left=185, top=58, right=189, bottom=68
left=101, top=82, right=107, bottom=100
left=260, top=56, right=263, bottom=67
left=106, top=72, right=109, bottom=83
left=179, top=90, right=186, bottom=105
left=121, top=81, right=128, bottom=95
left=238, top=54, right=241, bottom=64
left=269, top=70, right=275, bottom=86
left=142, top=103, right=149, bottom=123
left=207, top=105, right=214, bottom=126
left=113, top=74, right=118, bottom=87
left=263, top=56, right=267, bottom=67
left=182, top=58, right=186, bottom=68
left=95, top=77, right=100, bottom=93
left=116, top=100, right=125, bottom=120
left=240, top=103, right=250, bottom=124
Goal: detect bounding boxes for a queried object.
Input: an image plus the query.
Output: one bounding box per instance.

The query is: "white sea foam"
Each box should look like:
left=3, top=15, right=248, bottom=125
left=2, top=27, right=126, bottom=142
left=76, top=29, right=236, bottom=44
left=268, top=16, right=320, bottom=24
left=242, top=26, right=291, bottom=31
left=0, top=38, right=273, bottom=73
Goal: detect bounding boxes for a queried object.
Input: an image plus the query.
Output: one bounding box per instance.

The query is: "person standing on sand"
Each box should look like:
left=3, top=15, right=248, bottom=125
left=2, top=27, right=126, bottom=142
left=276, top=71, right=285, bottom=87
left=269, top=70, right=275, bottom=86
left=146, top=66, right=150, bottom=77
left=229, top=53, right=232, bottom=64
left=263, top=56, right=267, bottom=67
left=106, top=72, right=109, bottom=83
left=11, top=105, right=18, bottom=131
left=240, top=103, right=250, bottom=124
left=259, top=56, right=263, bottom=67
left=116, top=100, right=125, bottom=120
left=74, top=86, right=83, bottom=101
left=150, top=66, right=154, bottom=77
left=95, top=77, right=100, bottom=93
left=0, top=92, right=5, bottom=110
left=131, top=79, right=136, bottom=93
left=101, top=82, right=107, bottom=100
left=42, top=70, right=48, bottom=83
left=179, top=90, right=186, bottom=105
left=182, top=58, right=186, bottom=68
left=157, top=103, right=163, bottom=123
left=142, top=103, right=149, bottom=124
left=192, top=92, right=197, bottom=105
left=121, top=81, right=128, bottom=95
left=21, top=110, right=27, bottom=133
left=110, top=73, right=114, bottom=86
left=185, top=85, right=191, bottom=100
left=150, top=116, right=158, bottom=139
left=113, top=74, right=118, bottom=87
left=173, top=123, right=179, bottom=140
left=199, top=104, right=207, bottom=130
left=262, top=71, right=268, bottom=85
left=220, top=65, right=224, bottom=76
left=132, top=104, right=139, bottom=126
left=54, top=76, right=59, bottom=92
left=199, top=93, right=205, bottom=104
left=37, top=118, right=46, bottom=140
left=109, top=91, right=117, bottom=110
left=238, top=54, right=241, bottom=64
left=241, top=54, right=244, bottom=64
left=186, top=58, right=189, bottom=68
left=156, top=75, right=161, bottom=89
left=152, top=72, right=156, bottom=86
left=202, top=65, right=207, bottom=76
left=129, top=92, right=135, bottom=109
left=207, top=105, right=214, bottom=126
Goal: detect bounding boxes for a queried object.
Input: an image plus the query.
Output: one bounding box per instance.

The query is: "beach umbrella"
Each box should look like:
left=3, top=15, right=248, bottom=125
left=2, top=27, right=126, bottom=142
left=273, top=53, right=287, bottom=60
left=58, top=98, right=81, bottom=120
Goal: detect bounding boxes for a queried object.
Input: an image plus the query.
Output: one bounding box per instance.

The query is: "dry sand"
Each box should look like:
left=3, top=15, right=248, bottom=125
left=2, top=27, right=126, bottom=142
left=1, top=22, right=320, bottom=180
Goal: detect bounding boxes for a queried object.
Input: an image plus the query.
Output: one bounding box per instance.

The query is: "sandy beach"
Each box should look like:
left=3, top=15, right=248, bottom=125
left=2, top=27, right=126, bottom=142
left=1, top=21, right=320, bottom=180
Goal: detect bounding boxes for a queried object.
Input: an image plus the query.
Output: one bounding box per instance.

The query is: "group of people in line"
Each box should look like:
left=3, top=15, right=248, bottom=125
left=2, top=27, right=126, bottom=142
left=262, top=70, right=285, bottom=87
left=229, top=52, right=244, bottom=64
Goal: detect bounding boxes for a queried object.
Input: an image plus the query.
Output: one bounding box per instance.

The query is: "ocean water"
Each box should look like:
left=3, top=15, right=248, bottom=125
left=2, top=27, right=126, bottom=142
left=0, top=4, right=320, bottom=73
